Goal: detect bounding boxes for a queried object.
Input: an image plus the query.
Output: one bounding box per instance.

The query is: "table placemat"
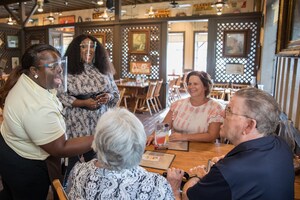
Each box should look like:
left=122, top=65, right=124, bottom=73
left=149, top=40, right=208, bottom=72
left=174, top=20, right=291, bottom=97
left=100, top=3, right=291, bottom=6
left=140, top=151, right=175, bottom=170
left=167, top=141, right=189, bottom=151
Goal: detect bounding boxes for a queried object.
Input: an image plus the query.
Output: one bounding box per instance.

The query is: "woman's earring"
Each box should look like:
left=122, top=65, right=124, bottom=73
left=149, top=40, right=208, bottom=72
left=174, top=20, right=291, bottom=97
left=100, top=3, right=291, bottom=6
left=34, top=74, right=38, bottom=79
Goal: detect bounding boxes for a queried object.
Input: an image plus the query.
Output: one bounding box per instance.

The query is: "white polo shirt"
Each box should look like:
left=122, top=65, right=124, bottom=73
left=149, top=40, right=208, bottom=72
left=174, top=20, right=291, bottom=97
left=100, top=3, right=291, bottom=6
left=1, top=74, right=65, bottom=160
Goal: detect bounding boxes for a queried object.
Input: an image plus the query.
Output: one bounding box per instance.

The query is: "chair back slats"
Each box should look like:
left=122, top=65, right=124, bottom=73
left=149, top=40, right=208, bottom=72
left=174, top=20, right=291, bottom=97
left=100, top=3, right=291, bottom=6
left=231, top=83, right=248, bottom=89
left=213, top=83, right=229, bottom=89
left=146, top=82, right=157, bottom=99
left=210, top=90, right=225, bottom=100
left=154, top=79, right=163, bottom=97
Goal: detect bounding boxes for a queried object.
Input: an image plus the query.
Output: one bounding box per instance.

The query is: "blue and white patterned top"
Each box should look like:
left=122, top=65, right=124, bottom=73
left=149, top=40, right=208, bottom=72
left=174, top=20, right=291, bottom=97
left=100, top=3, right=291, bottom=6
left=66, top=159, right=174, bottom=200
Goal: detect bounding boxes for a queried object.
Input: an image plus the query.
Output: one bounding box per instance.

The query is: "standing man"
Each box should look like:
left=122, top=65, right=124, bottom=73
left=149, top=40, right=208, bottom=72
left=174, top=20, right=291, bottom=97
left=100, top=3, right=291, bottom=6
left=167, top=87, right=294, bottom=200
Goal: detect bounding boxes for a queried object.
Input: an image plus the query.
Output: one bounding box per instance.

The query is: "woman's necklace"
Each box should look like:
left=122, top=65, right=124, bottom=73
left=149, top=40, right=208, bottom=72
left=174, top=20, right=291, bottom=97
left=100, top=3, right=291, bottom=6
left=190, top=97, right=208, bottom=107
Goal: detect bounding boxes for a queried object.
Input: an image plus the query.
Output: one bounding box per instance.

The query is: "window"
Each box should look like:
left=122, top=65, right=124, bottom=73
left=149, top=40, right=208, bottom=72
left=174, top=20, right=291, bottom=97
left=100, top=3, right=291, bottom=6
left=167, top=32, right=184, bottom=75
left=194, top=32, right=208, bottom=71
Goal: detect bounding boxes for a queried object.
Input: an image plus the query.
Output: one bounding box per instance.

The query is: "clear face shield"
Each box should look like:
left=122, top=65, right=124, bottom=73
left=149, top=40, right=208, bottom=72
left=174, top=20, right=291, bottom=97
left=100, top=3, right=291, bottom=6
left=44, top=57, right=68, bottom=92
left=80, top=40, right=97, bottom=64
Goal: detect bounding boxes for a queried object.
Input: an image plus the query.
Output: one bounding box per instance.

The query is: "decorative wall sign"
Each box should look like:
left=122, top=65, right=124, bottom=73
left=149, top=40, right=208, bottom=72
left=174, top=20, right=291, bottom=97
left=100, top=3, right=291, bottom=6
left=223, top=30, right=248, bottom=57
left=6, top=35, right=19, bottom=49
left=225, top=63, right=244, bottom=75
left=58, top=15, right=75, bottom=24
left=130, top=61, right=151, bottom=75
left=129, top=30, right=150, bottom=54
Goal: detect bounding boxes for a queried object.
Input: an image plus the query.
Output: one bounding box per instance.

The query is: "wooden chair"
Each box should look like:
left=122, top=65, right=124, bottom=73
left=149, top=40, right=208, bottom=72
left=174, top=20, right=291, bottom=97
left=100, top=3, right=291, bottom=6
left=210, top=90, right=225, bottom=100
left=116, top=88, right=126, bottom=107
left=133, top=82, right=157, bottom=115
left=231, top=83, right=249, bottom=90
left=153, top=79, right=163, bottom=111
left=179, top=72, right=189, bottom=94
left=229, top=83, right=249, bottom=101
left=52, top=179, right=68, bottom=200
left=168, top=79, right=177, bottom=104
left=174, top=76, right=182, bottom=99
left=213, top=83, right=229, bottom=89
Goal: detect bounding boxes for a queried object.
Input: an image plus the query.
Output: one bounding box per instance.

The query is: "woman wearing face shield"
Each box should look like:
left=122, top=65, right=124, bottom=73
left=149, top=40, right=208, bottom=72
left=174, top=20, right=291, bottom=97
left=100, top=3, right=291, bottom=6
left=57, top=34, right=119, bottom=183
left=0, top=44, right=94, bottom=199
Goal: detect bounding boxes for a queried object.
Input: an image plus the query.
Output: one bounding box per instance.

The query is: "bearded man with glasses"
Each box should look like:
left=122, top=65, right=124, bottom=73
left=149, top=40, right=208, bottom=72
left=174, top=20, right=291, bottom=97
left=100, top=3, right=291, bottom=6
left=167, top=87, right=294, bottom=200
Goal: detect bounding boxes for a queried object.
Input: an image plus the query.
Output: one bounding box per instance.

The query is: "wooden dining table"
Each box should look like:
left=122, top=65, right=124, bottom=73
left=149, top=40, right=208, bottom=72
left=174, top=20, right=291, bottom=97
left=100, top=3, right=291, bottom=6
left=116, top=81, right=149, bottom=110
left=143, top=142, right=300, bottom=199
left=143, top=142, right=233, bottom=174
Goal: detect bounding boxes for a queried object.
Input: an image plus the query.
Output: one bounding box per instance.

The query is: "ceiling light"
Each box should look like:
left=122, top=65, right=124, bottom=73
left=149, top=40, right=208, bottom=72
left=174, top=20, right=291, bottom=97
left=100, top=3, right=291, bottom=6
left=97, top=0, right=104, bottom=5
left=102, top=9, right=108, bottom=19
left=37, top=0, right=44, bottom=12
left=64, top=0, right=68, bottom=6
left=7, top=16, right=14, bottom=25
left=211, top=0, right=226, bottom=15
left=47, top=12, right=55, bottom=21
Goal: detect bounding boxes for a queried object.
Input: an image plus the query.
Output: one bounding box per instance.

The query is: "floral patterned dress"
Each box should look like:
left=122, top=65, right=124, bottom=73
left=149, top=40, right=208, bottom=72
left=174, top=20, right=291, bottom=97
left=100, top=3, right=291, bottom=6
left=66, top=159, right=174, bottom=200
left=58, top=64, right=119, bottom=138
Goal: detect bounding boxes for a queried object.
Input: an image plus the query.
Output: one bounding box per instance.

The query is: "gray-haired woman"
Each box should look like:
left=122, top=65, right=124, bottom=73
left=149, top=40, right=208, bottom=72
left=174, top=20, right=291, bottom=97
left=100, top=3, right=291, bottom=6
left=66, top=108, right=174, bottom=200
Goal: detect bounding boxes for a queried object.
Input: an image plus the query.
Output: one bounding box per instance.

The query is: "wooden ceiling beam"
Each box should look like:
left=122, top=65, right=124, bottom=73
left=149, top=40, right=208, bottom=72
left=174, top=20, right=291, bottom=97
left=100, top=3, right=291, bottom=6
left=0, top=0, right=29, bottom=6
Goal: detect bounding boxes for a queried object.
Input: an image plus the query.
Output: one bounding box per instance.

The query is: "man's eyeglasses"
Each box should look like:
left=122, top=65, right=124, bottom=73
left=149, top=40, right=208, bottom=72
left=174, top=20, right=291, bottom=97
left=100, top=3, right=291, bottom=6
left=40, top=60, right=66, bottom=71
left=224, top=105, right=253, bottom=119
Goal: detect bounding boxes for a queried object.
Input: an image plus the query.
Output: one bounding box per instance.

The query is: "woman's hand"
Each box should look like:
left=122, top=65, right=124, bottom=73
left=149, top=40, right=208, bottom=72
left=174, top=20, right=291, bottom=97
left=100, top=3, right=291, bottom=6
left=95, top=93, right=110, bottom=104
left=169, top=132, right=186, bottom=141
left=146, top=134, right=154, bottom=146
left=84, top=98, right=100, bottom=110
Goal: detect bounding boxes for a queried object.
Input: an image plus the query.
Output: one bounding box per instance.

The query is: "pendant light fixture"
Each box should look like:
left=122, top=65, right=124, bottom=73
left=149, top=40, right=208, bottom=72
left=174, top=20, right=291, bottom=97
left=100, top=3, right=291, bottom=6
left=211, top=0, right=227, bottom=15
left=7, top=16, right=14, bottom=25
left=37, top=0, right=44, bottom=12
left=47, top=12, right=55, bottom=22
left=97, top=0, right=104, bottom=5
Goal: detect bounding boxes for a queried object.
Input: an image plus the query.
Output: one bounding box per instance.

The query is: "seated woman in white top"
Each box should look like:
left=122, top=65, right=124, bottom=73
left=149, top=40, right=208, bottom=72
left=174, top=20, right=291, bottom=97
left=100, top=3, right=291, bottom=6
left=66, top=108, right=174, bottom=200
left=147, top=71, right=224, bottom=144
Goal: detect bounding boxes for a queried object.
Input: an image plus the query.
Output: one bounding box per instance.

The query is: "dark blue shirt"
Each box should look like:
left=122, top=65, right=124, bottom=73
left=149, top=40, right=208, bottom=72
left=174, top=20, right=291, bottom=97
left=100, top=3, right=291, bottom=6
left=187, top=135, right=294, bottom=200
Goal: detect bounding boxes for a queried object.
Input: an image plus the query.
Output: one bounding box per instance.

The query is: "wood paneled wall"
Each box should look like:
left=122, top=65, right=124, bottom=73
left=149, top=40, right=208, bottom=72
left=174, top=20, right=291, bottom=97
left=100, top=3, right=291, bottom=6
left=274, top=56, right=300, bottom=130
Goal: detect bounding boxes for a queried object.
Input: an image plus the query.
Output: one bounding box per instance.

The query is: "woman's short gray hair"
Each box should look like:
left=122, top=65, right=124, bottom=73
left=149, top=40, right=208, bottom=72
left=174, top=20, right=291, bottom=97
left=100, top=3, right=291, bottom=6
left=235, top=87, right=280, bottom=136
left=92, top=108, right=146, bottom=170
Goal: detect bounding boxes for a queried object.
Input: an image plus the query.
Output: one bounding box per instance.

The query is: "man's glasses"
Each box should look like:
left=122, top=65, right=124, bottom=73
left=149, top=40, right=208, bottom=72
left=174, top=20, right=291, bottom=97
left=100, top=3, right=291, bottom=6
left=40, top=60, right=66, bottom=71
left=224, top=105, right=253, bottom=119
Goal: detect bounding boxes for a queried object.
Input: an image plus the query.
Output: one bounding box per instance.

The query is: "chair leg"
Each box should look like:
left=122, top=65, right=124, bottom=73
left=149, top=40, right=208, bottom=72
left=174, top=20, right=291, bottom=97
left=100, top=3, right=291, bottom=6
left=156, top=97, right=162, bottom=110
left=123, top=97, right=128, bottom=108
left=153, top=97, right=160, bottom=111
left=150, top=99, right=157, bottom=113
left=133, top=98, right=139, bottom=113
left=146, top=100, right=152, bottom=115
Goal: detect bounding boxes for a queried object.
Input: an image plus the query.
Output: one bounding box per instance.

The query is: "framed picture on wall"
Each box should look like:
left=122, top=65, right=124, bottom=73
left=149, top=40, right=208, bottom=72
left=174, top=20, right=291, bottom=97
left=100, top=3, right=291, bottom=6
left=93, top=33, right=106, bottom=47
left=6, top=35, right=19, bottom=49
left=129, top=30, right=150, bottom=54
left=223, top=30, right=247, bottom=57
left=286, top=0, right=300, bottom=49
left=11, top=57, right=19, bottom=69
